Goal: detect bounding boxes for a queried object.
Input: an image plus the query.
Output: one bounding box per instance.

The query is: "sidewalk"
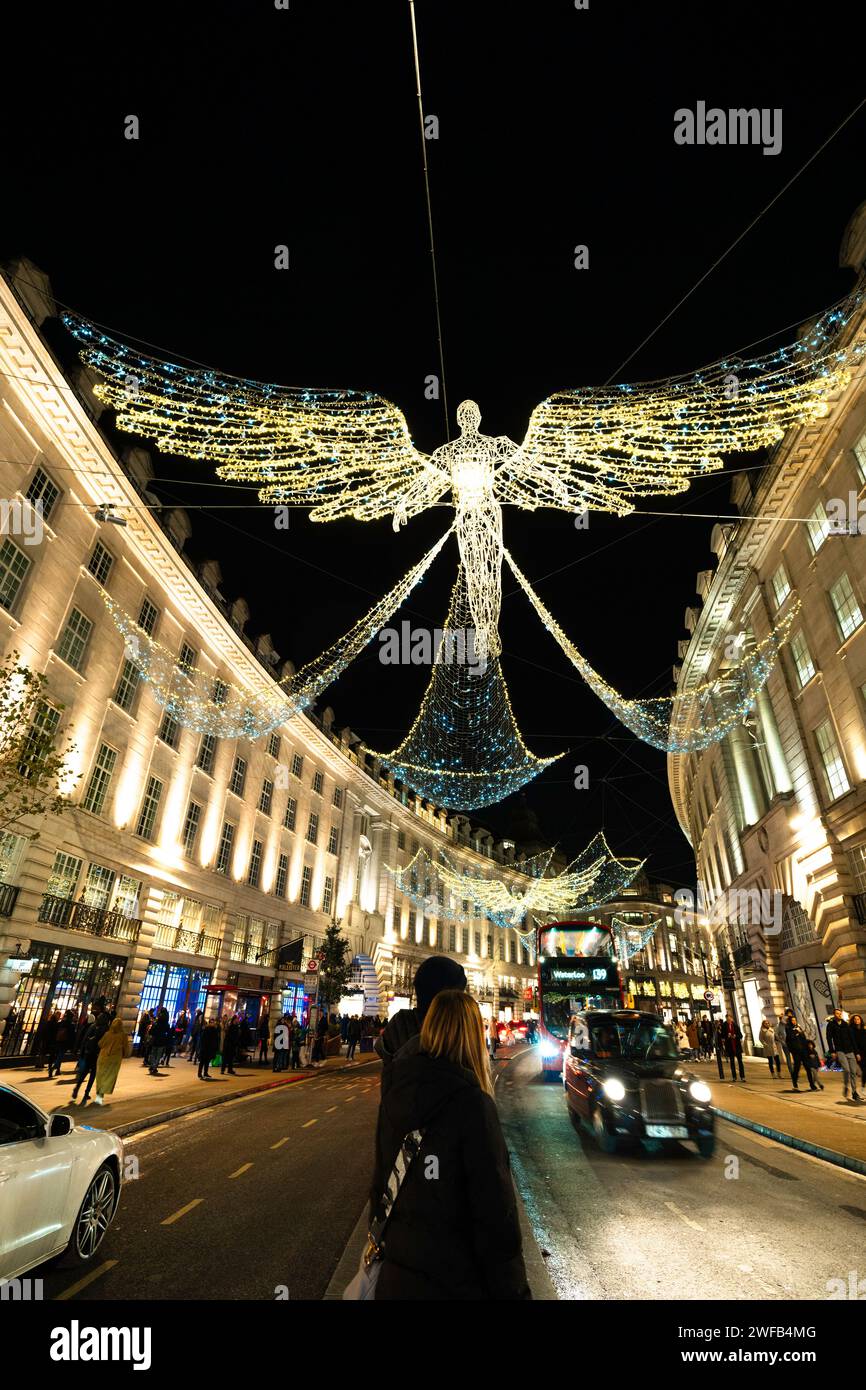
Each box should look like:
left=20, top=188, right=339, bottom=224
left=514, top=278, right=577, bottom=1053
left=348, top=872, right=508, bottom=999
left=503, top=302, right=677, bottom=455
left=3, top=1049, right=378, bottom=1137
left=692, top=1054, right=866, bottom=1173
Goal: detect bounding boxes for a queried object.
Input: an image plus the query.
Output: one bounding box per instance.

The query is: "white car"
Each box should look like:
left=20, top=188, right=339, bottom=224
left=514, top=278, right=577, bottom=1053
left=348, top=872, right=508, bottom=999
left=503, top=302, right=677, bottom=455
left=0, top=1077, right=123, bottom=1281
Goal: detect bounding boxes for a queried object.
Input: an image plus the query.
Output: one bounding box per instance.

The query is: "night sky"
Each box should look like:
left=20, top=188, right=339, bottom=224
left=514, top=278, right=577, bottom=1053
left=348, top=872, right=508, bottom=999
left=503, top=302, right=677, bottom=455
left=3, top=1, right=864, bottom=883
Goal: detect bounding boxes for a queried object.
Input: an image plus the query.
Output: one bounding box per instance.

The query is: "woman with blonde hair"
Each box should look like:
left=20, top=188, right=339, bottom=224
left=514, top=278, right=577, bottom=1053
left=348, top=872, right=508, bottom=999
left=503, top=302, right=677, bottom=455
left=367, top=988, right=530, bottom=1300
left=93, top=1015, right=131, bottom=1105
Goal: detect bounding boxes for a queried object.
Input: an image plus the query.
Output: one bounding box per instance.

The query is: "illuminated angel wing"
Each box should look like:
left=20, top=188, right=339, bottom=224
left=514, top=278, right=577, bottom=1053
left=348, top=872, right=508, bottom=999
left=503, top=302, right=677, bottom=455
left=495, top=294, right=863, bottom=516
left=63, top=315, right=449, bottom=523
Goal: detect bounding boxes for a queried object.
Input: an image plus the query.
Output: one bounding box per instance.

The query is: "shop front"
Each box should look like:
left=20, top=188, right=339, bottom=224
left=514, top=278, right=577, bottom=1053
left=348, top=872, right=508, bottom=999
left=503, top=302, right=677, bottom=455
left=280, top=980, right=310, bottom=1024
left=1, top=939, right=127, bottom=1062
left=136, top=961, right=213, bottom=1037
left=203, top=980, right=273, bottom=1029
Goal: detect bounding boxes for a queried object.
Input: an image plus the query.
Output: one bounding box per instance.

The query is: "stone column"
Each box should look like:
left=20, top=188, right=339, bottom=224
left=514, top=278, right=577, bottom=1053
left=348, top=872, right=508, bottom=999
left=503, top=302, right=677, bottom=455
left=755, top=687, right=793, bottom=796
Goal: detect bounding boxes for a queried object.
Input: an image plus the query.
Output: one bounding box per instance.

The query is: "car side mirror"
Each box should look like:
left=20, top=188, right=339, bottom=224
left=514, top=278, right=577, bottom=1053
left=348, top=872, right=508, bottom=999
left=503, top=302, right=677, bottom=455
left=49, top=1113, right=73, bottom=1137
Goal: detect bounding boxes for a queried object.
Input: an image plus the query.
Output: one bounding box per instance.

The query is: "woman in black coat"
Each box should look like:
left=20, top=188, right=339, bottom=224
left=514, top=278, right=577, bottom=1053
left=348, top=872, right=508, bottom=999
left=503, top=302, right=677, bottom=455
left=370, top=989, right=530, bottom=1301
left=849, top=1014, right=866, bottom=1087
left=198, top=1020, right=219, bottom=1080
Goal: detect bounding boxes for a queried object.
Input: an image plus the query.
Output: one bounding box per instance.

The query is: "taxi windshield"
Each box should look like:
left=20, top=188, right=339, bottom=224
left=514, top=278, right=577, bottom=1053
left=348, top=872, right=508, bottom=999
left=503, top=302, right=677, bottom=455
left=590, top=1017, right=678, bottom=1062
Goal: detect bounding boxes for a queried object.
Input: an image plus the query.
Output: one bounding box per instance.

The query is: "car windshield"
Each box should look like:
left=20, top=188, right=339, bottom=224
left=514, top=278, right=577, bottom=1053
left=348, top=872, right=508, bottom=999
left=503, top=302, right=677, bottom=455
left=590, top=1017, right=679, bottom=1062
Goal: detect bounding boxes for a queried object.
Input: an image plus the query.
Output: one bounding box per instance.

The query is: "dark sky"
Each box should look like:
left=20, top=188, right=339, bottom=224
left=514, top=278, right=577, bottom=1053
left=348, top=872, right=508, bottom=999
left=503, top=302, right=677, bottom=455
left=3, top=1, right=864, bottom=884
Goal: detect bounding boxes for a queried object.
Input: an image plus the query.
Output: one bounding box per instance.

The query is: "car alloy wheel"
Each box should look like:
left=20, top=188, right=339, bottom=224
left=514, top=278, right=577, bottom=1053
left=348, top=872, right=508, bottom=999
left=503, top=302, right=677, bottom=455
left=592, top=1105, right=617, bottom=1153
left=74, top=1164, right=116, bottom=1261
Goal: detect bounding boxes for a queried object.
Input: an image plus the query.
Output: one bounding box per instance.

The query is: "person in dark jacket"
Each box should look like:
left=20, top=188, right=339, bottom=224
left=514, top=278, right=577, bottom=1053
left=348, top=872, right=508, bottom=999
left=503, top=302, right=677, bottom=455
left=221, top=1016, right=240, bottom=1075
left=188, top=1009, right=204, bottom=1062
left=346, top=1015, right=362, bottom=1061
left=49, top=1010, right=76, bottom=1078
left=850, top=1014, right=866, bottom=1088
left=198, top=1018, right=220, bottom=1080
left=825, top=1008, right=862, bottom=1102
left=71, top=1005, right=111, bottom=1103
left=257, top=1015, right=270, bottom=1065
left=786, top=1017, right=819, bottom=1091
left=369, top=989, right=530, bottom=1301
left=148, top=1007, right=171, bottom=1075
left=720, top=1014, right=744, bottom=1081
left=375, top=955, right=468, bottom=1097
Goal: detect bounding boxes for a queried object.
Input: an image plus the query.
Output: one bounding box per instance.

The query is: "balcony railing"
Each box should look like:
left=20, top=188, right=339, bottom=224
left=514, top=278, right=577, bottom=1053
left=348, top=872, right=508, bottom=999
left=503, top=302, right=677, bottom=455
left=38, top=894, right=142, bottom=944
left=230, top=939, right=277, bottom=966
left=732, top=941, right=753, bottom=969
left=153, top=924, right=220, bottom=957
left=0, top=881, right=20, bottom=918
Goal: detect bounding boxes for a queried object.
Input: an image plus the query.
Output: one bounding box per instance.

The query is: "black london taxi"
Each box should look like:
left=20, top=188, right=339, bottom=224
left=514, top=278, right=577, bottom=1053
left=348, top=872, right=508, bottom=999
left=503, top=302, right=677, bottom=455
left=562, top=1009, right=715, bottom=1157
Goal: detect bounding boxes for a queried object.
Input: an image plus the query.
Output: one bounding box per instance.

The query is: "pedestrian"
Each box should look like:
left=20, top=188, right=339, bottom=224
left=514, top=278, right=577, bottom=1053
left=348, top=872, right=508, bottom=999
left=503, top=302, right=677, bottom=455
left=311, top=1012, right=328, bottom=1067
left=49, top=1009, right=76, bottom=1078
left=138, top=1008, right=153, bottom=1064
left=805, top=1037, right=825, bottom=1088
left=172, top=1010, right=189, bottom=1060
left=721, top=1013, right=745, bottom=1081
left=72, top=1002, right=112, bottom=1103
left=257, top=1014, right=270, bottom=1065
left=686, top=1018, right=699, bottom=1053
left=850, top=1013, right=866, bottom=1089
left=375, top=955, right=468, bottom=1098
left=291, top=1017, right=304, bottom=1070
left=188, top=1009, right=204, bottom=1063
left=198, top=1017, right=219, bottom=1079
left=92, top=1016, right=131, bottom=1105
left=340, top=1013, right=350, bottom=1043
left=346, top=1014, right=362, bottom=1061
left=221, top=1015, right=240, bottom=1075
left=786, top=1016, right=819, bottom=1092
left=148, top=1006, right=171, bottom=1075
left=362, top=989, right=530, bottom=1300
left=759, top=1017, right=782, bottom=1076
left=825, top=1007, right=862, bottom=1103
left=675, top=1019, right=690, bottom=1054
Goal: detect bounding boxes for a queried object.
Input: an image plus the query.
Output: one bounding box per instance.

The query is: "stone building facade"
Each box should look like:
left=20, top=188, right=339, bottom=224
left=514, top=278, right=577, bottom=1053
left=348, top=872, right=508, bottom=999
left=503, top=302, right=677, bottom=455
left=668, top=203, right=866, bottom=1054
left=0, top=263, right=536, bottom=1061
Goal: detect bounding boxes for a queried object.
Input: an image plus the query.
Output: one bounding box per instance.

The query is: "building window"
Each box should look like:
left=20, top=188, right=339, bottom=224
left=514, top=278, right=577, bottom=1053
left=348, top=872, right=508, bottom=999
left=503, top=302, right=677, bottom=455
left=46, top=850, right=82, bottom=899
left=275, top=853, right=289, bottom=897
left=158, top=710, right=180, bottom=749
left=215, top=821, right=235, bottom=874
left=854, top=430, right=866, bottom=484
left=474, top=931, right=482, bottom=956
left=178, top=641, right=197, bottom=675
left=327, top=825, right=339, bottom=855
left=248, top=839, right=263, bottom=888
left=486, top=934, right=493, bottom=958
left=0, top=538, right=31, bottom=611
left=397, top=830, right=406, bottom=850
left=136, top=775, right=164, bottom=840
left=19, top=701, right=60, bottom=779
left=790, top=630, right=816, bottom=687
left=299, top=865, right=312, bottom=908
left=229, top=756, right=247, bottom=797
left=829, top=572, right=863, bottom=642
left=212, top=678, right=228, bottom=706
left=258, top=779, right=273, bottom=815
left=806, top=501, right=831, bottom=553
left=268, top=732, right=281, bottom=759
left=499, top=937, right=505, bottom=960
left=82, top=862, right=115, bottom=909
left=322, top=875, right=334, bottom=915
left=81, top=743, right=117, bottom=815
left=306, top=812, right=319, bottom=845
left=138, top=597, right=159, bottom=636
left=25, top=467, right=60, bottom=522
left=113, top=657, right=140, bottom=712
left=312, top=769, right=324, bottom=795
left=449, top=923, right=456, bottom=951
left=57, top=607, right=93, bottom=671
left=87, top=540, right=113, bottom=586
left=815, top=718, right=851, bottom=801
left=197, top=732, right=217, bottom=774
left=284, top=797, right=297, bottom=831
left=771, top=563, right=791, bottom=609
left=333, top=787, right=343, bottom=809
left=182, top=801, right=202, bottom=856
left=291, top=752, right=304, bottom=779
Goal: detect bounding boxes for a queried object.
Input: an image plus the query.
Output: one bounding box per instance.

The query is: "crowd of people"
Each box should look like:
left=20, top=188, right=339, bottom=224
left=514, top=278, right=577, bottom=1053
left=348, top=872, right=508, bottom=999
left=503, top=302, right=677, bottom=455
left=30, top=996, right=131, bottom=1106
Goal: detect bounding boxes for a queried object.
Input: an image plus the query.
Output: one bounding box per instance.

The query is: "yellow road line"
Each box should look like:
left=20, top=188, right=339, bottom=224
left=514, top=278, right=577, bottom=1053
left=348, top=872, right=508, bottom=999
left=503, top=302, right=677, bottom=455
left=345, top=1096, right=356, bottom=1103
left=326, top=1106, right=337, bottom=1113
left=229, top=1162, right=253, bottom=1178
left=302, top=1118, right=318, bottom=1128
left=271, top=1137, right=290, bottom=1149
left=161, top=1198, right=203, bottom=1225
left=664, top=1200, right=705, bottom=1232
left=55, top=1259, right=118, bottom=1301
left=124, top=1122, right=169, bottom=1143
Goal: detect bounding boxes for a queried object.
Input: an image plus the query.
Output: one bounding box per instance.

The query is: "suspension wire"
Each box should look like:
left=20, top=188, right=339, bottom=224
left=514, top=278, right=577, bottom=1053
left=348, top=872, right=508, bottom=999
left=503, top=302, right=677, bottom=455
left=408, top=0, right=450, bottom=440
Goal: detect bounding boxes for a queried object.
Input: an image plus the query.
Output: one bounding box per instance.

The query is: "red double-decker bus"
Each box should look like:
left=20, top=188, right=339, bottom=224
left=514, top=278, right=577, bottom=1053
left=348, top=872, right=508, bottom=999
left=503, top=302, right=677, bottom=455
left=536, top=921, right=625, bottom=1078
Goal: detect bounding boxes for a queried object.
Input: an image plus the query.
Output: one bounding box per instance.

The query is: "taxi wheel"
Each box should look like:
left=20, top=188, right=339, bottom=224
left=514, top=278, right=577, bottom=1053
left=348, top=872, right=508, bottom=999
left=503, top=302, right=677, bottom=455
left=697, top=1134, right=716, bottom=1159
left=63, top=1162, right=118, bottom=1266
left=591, top=1105, right=618, bottom=1154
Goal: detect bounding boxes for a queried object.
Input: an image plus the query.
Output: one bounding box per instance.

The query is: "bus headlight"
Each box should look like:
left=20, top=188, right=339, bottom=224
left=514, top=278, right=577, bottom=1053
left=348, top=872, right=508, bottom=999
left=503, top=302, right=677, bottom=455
left=689, top=1081, right=712, bottom=1104
left=602, top=1077, right=626, bottom=1103
left=540, top=1040, right=561, bottom=1060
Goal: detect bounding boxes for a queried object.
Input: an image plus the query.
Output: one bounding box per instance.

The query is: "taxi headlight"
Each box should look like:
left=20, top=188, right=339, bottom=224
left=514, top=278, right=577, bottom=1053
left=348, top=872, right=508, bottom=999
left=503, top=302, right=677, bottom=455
left=602, top=1077, right=626, bottom=1103
left=540, top=1040, right=561, bottom=1060
left=689, top=1080, right=712, bottom=1104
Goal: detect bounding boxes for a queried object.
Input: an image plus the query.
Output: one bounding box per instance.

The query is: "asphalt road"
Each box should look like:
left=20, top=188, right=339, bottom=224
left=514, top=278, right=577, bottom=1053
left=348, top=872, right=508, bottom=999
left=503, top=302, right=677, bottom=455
left=496, top=1044, right=866, bottom=1301
left=39, top=1061, right=380, bottom=1302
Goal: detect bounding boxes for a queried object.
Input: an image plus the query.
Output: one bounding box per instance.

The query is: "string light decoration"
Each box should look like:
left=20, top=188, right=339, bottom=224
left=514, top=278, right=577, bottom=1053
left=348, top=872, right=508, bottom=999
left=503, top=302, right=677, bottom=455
left=386, top=831, right=644, bottom=937
left=102, top=529, right=452, bottom=740
left=64, top=294, right=863, bottom=664
left=503, top=546, right=801, bottom=754
left=363, top=565, right=558, bottom=810
left=609, top=912, right=664, bottom=966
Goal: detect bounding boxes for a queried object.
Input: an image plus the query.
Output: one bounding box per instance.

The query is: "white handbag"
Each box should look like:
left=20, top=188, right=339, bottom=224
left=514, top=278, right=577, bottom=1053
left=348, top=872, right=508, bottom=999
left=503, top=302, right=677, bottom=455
left=342, top=1127, right=425, bottom=1301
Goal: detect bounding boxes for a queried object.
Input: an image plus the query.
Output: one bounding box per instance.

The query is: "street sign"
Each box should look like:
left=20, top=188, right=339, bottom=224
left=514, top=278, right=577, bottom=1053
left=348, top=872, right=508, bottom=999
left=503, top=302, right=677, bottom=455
left=305, top=959, right=319, bottom=973
left=523, top=987, right=533, bottom=1001
left=703, top=989, right=715, bottom=1004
